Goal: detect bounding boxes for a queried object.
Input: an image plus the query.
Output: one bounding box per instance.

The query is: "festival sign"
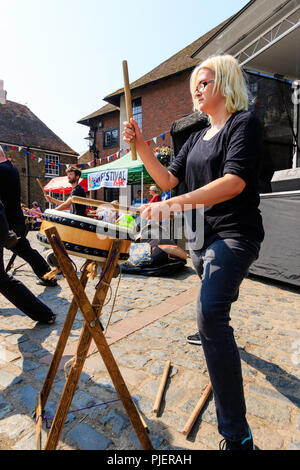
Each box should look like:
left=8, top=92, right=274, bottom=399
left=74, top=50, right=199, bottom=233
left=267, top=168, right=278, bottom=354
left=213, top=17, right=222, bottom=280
left=87, top=169, right=128, bottom=191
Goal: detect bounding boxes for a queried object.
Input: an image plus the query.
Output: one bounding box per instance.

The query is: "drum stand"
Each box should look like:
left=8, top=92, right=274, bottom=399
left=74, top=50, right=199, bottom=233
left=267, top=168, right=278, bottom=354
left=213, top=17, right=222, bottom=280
left=35, top=225, right=153, bottom=451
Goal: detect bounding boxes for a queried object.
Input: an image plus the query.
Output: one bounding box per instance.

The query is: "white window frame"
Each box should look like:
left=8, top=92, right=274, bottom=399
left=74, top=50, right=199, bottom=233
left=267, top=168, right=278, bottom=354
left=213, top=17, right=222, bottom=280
left=132, top=98, right=142, bottom=130
left=45, top=154, right=60, bottom=177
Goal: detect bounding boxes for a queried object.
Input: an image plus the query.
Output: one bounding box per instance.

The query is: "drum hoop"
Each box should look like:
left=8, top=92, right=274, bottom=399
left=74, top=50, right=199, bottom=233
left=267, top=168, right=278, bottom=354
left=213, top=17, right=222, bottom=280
left=37, top=233, right=130, bottom=261
left=43, top=209, right=136, bottom=240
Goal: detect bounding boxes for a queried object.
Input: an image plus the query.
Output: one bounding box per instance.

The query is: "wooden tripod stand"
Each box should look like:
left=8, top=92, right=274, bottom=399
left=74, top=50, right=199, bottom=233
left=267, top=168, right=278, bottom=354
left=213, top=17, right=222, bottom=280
left=35, top=225, right=153, bottom=450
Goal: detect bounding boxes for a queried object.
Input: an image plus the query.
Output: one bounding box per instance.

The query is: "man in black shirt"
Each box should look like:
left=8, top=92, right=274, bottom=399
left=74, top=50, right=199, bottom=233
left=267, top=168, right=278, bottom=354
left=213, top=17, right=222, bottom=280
left=46, top=166, right=86, bottom=216
left=0, top=146, right=56, bottom=287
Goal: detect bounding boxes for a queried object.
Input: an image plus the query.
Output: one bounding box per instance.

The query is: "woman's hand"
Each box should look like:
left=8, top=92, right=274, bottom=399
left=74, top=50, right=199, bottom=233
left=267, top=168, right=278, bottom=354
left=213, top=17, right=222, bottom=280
left=140, top=202, right=170, bottom=221
left=123, top=118, right=144, bottom=146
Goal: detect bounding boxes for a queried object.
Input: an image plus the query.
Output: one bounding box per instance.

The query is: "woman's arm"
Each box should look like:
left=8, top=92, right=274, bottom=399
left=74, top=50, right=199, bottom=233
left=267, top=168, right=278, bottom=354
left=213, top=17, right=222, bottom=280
left=123, top=119, right=179, bottom=192
left=141, top=174, right=246, bottom=220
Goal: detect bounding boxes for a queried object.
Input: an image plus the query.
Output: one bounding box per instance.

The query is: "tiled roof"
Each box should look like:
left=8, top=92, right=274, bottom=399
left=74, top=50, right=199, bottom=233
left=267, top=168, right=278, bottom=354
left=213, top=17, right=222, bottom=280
left=0, top=100, right=78, bottom=155
left=104, top=17, right=233, bottom=106
left=77, top=17, right=234, bottom=123
left=78, top=149, right=93, bottom=163
left=77, top=103, right=119, bottom=126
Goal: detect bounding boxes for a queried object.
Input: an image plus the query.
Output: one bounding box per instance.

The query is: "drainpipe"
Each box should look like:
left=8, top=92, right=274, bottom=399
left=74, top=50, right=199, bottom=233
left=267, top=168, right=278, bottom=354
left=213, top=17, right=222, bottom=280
left=25, top=147, right=31, bottom=206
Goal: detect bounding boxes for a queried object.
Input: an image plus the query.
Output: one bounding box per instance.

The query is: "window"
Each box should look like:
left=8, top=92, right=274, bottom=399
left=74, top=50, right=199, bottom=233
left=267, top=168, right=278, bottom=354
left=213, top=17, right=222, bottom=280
left=45, top=154, right=60, bottom=176
left=103, top=128, right=119, bottom=148
left=132, top=98, right=142, bottom=130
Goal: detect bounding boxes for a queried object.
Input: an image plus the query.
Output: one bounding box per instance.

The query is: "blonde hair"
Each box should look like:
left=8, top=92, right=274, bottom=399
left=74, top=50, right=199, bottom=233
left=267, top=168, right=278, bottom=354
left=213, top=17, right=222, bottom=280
left=190, top=54, right=248, bottom=114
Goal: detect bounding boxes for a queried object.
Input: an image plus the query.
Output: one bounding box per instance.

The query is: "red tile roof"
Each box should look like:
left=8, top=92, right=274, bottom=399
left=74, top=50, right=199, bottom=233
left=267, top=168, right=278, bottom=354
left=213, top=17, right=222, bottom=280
left=0, top=100, right=78, bottom=155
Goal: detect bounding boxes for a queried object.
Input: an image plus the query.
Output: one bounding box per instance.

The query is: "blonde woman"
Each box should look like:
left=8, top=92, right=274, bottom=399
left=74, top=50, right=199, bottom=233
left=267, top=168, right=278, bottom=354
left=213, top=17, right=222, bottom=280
left=123, top=55, right=264, bottom=450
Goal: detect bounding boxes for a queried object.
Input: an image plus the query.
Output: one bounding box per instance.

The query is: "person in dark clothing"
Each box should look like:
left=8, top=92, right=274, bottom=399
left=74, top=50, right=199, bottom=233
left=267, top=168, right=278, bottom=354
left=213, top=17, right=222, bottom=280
left=123, top=55, right=264, bottom=450
left=0, top=147, right=56, bottom=287
left=0, top=196, right=56, bottom=324
left=45, top=166, right=86, bottom=216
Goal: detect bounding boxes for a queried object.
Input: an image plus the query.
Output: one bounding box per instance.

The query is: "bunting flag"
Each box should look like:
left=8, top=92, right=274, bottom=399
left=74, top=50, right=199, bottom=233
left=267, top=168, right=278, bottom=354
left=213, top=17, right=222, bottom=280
left=1, top=126, right=171, bottom=170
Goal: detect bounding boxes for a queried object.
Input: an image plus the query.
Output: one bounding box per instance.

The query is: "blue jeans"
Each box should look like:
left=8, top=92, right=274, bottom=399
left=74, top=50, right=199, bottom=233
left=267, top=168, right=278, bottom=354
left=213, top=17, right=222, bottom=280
left=190, top=237, right=260, bottom=441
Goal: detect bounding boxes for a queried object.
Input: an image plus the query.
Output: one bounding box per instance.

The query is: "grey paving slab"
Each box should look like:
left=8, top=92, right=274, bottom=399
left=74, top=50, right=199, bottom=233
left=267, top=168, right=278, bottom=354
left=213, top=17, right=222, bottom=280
left=0, top=232, right=299, bottom=450
left=66, top=423, right=112, bottom=450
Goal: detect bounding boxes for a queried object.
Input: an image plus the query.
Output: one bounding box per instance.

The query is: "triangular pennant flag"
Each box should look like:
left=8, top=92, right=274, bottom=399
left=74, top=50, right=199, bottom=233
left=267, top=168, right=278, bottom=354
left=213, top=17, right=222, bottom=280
left=161, top=133, right=165, bottom=141
left=38, top=157, right=42, bottom=163
left=153, top=137, right=157, bottom=144
left=87, top=162, right=91, bottom=167
left=18, top=146, right=22, bottom=152
left=12, top=146, right=16, bottom=151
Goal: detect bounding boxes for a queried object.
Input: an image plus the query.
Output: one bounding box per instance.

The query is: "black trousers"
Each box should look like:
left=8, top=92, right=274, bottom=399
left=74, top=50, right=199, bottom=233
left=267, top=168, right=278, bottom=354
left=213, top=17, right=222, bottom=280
left=12, top=224, right=50, bottom=279
left=0, top=246, right=54, bottom=322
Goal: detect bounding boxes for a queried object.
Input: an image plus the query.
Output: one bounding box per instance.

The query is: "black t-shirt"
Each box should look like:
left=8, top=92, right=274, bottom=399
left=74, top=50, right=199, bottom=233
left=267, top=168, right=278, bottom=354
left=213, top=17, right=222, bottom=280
left=70, top=184, right=86, bottom=216
left=0, top=160, right=25, bottom=229
left=168, top=110, right=265, bottom=249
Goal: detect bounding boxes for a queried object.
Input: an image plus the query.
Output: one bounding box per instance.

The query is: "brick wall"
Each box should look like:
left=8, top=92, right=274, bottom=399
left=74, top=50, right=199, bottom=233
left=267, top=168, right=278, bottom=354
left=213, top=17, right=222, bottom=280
left=4, top=147, right=77, bottom=210
left=95, top=110, right=120, bottom=161
left=141, top=71, right=193, bottom=150
left=92, top=70, right=193, bottom=165
left=87, top=70, right=194, bottom=202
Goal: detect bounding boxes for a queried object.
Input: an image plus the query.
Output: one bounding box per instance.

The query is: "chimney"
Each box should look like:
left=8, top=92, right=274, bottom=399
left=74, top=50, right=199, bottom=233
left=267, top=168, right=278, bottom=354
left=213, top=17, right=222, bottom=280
left=0, top=80, right=7, bottom=105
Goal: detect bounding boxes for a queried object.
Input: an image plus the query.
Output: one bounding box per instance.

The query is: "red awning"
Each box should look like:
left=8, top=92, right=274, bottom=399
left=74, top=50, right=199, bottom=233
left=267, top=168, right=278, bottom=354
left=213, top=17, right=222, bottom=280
left=43, top=176, right=88, bottom=194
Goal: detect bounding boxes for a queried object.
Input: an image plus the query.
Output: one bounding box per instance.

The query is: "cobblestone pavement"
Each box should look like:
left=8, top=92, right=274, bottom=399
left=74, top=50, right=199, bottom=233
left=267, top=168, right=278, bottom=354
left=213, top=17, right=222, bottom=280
left=0, top=232, right=299, bottom=451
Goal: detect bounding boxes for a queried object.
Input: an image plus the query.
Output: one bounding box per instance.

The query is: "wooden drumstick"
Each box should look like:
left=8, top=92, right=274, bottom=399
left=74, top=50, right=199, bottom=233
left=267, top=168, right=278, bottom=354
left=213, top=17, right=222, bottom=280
left=123, top=60, right=137, bottom=161
left=153, top=360, right=171, bottom=415
left=182, top=382, right=212, bottom=436
left=71, top=195, right=142, bottom=214
left=36, top=178, right=48, bottom=200
left=72, top=196, right=175, bottom=220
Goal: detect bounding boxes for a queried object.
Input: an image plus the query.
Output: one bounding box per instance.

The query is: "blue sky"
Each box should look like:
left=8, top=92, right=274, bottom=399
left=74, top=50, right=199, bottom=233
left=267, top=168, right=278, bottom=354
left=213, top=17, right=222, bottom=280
left=1, top=0, right=249, bottom=153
